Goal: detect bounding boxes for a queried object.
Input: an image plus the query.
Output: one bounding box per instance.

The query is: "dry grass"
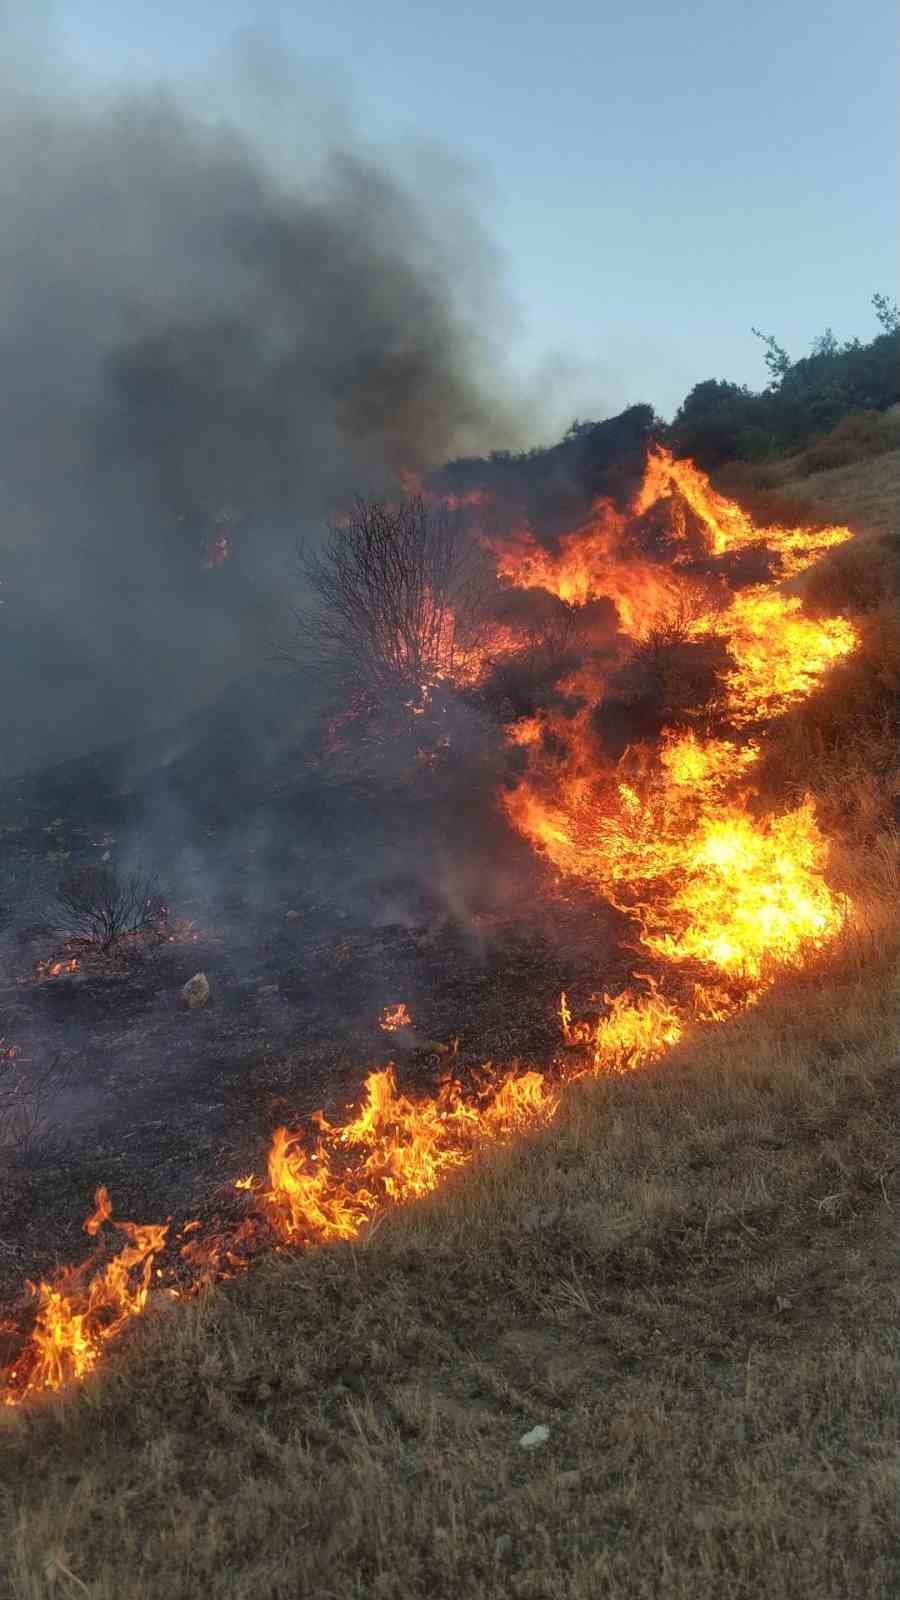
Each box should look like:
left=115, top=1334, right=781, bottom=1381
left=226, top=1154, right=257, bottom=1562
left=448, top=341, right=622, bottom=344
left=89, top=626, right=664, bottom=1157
left=769, top=432, right=900, bottom=541
left=712, top=416, right=900, bottom=541
left=1, top=459, right=899, bottom=1600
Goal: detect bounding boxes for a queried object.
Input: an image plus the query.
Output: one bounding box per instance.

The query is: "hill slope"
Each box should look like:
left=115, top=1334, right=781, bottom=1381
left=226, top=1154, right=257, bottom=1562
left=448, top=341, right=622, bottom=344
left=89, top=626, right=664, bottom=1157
left=1, top=451, right=898, bottom=1600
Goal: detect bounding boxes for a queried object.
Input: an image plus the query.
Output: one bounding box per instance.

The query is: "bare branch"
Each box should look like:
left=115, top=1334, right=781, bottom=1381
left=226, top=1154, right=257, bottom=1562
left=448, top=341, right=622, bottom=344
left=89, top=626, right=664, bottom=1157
left=287, top=495, right=490, bottom=697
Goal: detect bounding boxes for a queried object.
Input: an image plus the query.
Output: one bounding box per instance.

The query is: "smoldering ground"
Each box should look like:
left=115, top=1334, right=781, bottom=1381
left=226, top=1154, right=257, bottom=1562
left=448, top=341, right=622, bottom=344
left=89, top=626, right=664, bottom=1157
left=0, top=34, right=528, bottom=781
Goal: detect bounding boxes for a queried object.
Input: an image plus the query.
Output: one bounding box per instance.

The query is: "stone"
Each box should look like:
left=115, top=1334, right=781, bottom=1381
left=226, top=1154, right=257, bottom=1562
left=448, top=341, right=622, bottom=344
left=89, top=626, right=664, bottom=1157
left=519, top=1423, right=551, bottom=1450
left=180, top=972, right=210, bottom=1009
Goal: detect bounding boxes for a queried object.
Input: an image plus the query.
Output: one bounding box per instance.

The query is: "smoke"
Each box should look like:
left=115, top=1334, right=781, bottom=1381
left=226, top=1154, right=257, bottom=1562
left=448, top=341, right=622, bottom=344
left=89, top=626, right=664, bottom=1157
left=0, top=31, right=527, bottom=779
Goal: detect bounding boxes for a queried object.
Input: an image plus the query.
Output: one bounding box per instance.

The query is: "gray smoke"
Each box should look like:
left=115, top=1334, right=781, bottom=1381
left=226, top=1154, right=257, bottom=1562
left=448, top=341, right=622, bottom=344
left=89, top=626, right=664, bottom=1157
left=0, top=41, right=526, bottom=779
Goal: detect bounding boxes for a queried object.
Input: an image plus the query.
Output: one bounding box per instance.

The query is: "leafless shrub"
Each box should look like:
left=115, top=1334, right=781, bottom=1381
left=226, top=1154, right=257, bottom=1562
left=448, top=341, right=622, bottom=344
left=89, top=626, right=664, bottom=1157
left=0, top=1049, right=72, bottom=1155
left=55, top=866, right=165, bottom=951
left=288, top=496, right=491, bottom=697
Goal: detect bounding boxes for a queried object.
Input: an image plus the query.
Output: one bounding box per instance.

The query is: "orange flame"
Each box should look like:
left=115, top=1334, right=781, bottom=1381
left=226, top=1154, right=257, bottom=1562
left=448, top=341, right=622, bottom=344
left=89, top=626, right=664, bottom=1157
left=2, top=1190, right=167, bottom=1404
left=499, top=449, right=858, bottom=1053
left=0, top=448, right=863, bottom=1408
left=260, top=1065, right=559, bottom=1245
left=380, top=1003, right=413, bottom=1031
left=491, top=444, right=858, bottom=720
left=36, top=958, right=80, bottom=980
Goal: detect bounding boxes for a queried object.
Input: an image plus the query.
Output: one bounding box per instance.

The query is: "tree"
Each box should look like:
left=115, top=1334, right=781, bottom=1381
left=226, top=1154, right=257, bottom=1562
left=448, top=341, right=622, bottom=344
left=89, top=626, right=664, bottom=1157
left=872, top=292, right=900, bottom=335
left=669, top=380, right=763, bottom=468
left=291, top=495, right=489, bottom=696
left=751, top=328, right=792, bottom=388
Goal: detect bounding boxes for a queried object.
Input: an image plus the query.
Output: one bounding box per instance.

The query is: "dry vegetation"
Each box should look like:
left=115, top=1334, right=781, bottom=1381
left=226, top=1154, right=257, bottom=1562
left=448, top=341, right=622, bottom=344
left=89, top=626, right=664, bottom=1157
left=715, top=408, right=900, bottom=539
left=1, top=451, right=899, bottom=1600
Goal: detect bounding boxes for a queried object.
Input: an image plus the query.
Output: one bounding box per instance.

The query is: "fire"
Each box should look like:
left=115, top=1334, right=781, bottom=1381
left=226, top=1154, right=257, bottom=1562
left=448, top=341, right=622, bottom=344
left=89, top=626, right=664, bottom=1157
left=260, top=1065, right=558, bottom=1245
left=713, top=589, right=858, bottom=724
left=490, top=444, right=858, bottom=721
left=0, top=447, right=863, bottom=1408
left=2, top=1189, right=167, bottom=1404
left=498, top=450, right=858, bottom=1053
left=505, top=725, right=847, bottom=992
left=634, top=447, right=853, bottom=576
left=0, top=1066, right=557, bottom=1402
left=35, top=957, right=80, bottom=980
left=380, top=1003, right=412, bottom=1031
left=493, top=505, right=690, bottom=636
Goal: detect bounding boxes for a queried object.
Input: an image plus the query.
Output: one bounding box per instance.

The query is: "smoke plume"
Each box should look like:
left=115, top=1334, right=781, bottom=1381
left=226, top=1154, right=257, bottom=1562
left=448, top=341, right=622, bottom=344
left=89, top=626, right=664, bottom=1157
left=0, top=37, right=525, bottom=778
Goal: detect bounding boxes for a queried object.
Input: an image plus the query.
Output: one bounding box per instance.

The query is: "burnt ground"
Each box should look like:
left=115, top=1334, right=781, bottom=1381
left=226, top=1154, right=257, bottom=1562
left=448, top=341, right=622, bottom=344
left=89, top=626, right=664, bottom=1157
left=0, top=674, right=625, bottom=1305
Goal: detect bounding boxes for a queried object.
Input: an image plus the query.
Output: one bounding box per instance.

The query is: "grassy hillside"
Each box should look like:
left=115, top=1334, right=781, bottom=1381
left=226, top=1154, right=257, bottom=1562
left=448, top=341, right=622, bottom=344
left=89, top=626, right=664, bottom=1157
left=716, top=409, right=900, bottom=540
left=2, top=451, right=899, bottom=1600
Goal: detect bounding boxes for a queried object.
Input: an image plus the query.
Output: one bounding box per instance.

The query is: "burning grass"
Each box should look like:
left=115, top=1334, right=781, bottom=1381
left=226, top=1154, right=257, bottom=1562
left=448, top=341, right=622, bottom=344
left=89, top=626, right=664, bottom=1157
left=0, top=448, right=880, bottom=1406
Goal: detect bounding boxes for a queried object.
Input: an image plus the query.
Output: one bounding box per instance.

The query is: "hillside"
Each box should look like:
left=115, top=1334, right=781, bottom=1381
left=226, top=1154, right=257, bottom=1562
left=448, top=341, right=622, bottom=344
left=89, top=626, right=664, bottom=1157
left=1, top=446, right=898, bottom=1599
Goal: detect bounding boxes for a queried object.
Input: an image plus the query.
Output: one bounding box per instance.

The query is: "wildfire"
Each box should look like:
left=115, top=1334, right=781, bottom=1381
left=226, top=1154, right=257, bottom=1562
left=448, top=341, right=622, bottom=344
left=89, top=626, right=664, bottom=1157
left=380, top=1003, right=413, bottom=1031
left=2, top=1189, right=167, bottom=1403
left=491, top=444, right=858, bottom=721
left=0, top=1066, right=557, bottom=1404
left=259, top=1064, right=557, bottom=1245
left=497, top=450, right=857, bottom=1049
left=634, top=447, right=853, bottom=577
left=0, top=447, right=863, bottom=1409
left=505, top=725, right=847, bottom=993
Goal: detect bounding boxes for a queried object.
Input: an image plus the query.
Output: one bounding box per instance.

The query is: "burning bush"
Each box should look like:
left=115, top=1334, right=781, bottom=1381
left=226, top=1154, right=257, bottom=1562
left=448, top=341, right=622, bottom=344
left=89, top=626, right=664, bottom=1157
left=54, top=866, right=165, bottom=952
left=292, top=495, right=492, bottom=697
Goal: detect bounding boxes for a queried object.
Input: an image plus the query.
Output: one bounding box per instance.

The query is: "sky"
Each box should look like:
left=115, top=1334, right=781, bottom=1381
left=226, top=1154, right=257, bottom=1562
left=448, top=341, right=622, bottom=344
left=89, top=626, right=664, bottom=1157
left=9, top=0, right=900, bottom=433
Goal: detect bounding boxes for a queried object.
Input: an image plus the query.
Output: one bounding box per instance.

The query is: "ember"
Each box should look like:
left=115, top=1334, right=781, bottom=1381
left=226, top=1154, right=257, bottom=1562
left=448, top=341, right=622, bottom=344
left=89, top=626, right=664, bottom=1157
left=380, top=1003, right=413, bottom=1031
left=35, top=957, right=80, bottom=980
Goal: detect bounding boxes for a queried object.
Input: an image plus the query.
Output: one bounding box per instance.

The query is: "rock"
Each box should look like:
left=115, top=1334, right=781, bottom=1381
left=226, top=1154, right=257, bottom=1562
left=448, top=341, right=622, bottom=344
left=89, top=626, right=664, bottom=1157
left=519, top=1423, right=551, bottom=1451
left=180, top=972, right=210, bottom=1009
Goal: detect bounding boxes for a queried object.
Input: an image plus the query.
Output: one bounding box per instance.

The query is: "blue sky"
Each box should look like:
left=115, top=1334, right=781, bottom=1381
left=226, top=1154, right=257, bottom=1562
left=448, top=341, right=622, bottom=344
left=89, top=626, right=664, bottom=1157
left=19, top=0, right=900, bottom=437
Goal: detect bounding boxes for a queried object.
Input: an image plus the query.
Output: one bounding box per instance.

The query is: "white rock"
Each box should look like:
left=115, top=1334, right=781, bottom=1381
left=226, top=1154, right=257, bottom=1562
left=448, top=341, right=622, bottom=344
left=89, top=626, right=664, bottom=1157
left=519, top=1423, right=551, bottom=1450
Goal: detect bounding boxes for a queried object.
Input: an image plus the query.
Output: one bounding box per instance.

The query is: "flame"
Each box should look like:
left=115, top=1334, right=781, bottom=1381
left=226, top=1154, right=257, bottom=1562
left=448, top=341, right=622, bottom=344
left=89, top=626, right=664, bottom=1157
left=2, top=1189, right=167, bottom=1403
left=380, top=1003, right=412, bottom=1031
left=260, top=1065, right=558, bottom=1245
left=634, top=447, right=853, bottom=576
left=490, top=445, right=858, bottom=721
left=0, top=448, right=864, bottom=1408
left=35, top=958, right=80, bottom=980
left=494, top=447, right=857, bottom=1047
left=505, top=725, right=847, bottom=991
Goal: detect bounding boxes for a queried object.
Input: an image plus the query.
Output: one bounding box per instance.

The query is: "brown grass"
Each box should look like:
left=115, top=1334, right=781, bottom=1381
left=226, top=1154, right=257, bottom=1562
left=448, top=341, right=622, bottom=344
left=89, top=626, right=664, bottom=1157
left=1, top=458, right=899, bottom=1600
left=767, top=425, right=900, bottom=540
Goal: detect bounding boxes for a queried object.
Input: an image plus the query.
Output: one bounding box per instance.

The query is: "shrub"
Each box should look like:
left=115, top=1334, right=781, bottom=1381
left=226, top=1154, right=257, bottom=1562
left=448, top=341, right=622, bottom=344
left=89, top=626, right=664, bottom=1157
left=290, top=496, right=490, bottom=698
left=55, top=866, right=165, bottom=951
